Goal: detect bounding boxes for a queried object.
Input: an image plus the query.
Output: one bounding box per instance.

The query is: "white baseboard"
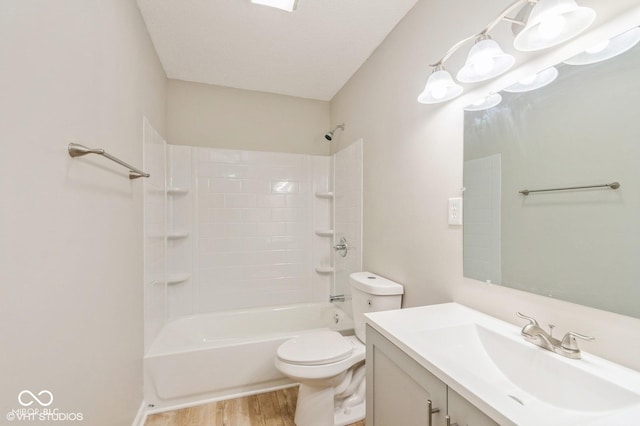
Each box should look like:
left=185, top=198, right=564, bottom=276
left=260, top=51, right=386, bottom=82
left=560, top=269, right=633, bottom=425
left=132, top=401, right=148, bottom=426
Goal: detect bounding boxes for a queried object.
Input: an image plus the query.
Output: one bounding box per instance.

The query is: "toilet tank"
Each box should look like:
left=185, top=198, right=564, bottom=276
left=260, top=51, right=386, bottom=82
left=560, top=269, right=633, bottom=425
left=350, top=272, right=403, bottom=343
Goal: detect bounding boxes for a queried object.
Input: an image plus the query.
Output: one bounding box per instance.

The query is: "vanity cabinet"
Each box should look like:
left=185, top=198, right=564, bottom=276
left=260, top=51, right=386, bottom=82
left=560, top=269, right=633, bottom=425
left=446, top=388, right=498, bottom=426
left=366, top=325, right=498, bottom=426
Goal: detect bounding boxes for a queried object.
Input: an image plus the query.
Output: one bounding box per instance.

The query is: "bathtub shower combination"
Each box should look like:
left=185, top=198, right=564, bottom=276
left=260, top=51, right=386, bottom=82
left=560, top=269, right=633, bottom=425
left=144, top=303, right=352, bottom=409
left=143, top=136, right=363, bottom=411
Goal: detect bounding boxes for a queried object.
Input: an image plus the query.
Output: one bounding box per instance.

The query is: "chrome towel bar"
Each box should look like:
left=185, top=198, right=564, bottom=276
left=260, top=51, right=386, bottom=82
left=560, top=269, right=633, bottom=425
left=519, top=182, right=620, bottom=196
left=68, top=143, right=150, bottom=179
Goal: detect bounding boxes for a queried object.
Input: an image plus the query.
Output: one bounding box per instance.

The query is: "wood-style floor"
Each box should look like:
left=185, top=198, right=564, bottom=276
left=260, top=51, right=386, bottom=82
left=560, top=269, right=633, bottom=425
left=145, top=386, right=366, bottom=426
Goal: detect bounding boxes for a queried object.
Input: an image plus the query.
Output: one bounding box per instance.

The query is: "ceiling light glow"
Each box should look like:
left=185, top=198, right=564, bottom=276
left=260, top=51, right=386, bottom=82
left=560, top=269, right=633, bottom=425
left=251, top=0, right=298, bottom=12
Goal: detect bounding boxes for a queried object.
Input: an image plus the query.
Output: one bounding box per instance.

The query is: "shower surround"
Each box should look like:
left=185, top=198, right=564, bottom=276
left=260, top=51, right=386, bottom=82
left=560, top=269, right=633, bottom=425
left=143, top=127, right=362, bottom=409
left=173, top=146, right=331, bottom=314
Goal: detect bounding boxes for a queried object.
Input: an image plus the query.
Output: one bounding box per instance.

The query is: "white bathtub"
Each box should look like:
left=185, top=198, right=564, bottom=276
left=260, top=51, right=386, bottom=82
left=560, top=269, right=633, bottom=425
left=144, top=302, right=353, bottom=410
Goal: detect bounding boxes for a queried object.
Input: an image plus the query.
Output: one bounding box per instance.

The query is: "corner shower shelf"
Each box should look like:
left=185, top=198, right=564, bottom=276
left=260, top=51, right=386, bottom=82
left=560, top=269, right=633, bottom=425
left=167, top=273, right=191, bottom=285
left=314, top=191, right=334, bottom=199
left=167, top=187, right=190, bottom=195
left=315, top=229, right=334, bottom=237
left=167, top=230, right=189, bottom=240
left=315, top=266, right=335, bottom=274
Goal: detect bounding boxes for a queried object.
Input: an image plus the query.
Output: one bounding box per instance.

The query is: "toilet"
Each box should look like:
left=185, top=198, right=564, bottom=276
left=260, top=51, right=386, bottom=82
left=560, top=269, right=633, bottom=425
left=275, top=272, right=404, bottom=426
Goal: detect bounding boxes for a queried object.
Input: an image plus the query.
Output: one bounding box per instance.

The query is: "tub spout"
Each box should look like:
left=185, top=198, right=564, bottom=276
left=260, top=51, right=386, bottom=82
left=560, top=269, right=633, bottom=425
left=330, top=295, right=346, bottom=302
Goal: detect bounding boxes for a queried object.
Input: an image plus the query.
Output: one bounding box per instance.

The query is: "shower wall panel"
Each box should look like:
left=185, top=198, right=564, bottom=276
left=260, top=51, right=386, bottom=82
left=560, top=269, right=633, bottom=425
left=333, top=139, right=363, bottom=315
left=166, top=145, right=194, bottom=318
left=143, top=118, right=168, bottom=351
left=193, top=147, right=328, bottom=313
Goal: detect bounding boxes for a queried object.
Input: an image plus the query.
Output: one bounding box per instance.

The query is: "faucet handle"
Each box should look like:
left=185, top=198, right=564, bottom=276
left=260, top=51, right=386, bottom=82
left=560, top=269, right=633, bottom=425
left=516, top=312, right=539, bottom=327
left=561, top=331, right=595, bottom=351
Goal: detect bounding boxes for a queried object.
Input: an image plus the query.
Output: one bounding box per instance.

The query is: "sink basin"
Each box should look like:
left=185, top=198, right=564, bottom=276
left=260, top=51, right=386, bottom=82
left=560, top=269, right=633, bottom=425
left=417, top=324, right=640, bottom=412
left=366, top=303, right=640, bottom=426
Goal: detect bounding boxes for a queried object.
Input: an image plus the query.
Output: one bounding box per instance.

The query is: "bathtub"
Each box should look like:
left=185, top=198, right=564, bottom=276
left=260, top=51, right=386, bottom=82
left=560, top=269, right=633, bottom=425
left=144, top=302, right=353, bottom=410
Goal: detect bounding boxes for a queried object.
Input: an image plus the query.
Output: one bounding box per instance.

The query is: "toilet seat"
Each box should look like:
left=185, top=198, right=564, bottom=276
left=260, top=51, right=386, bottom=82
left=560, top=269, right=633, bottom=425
left=273, top=272, right=403, bottom=426
left=277, top=331, right=353, bottom=366
left=274, top=333, right=366, bottom=426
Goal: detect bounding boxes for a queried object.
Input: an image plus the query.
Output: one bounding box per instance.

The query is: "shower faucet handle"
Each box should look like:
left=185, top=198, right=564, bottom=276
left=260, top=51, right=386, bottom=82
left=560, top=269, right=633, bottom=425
left=333, top=237, right=349, bottom=258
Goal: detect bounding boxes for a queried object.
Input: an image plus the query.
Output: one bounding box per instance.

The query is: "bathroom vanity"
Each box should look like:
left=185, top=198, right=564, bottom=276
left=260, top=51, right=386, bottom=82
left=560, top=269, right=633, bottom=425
left=366, top=325, right=497, bottom=426
left=365, top=303, right=640, bottom=426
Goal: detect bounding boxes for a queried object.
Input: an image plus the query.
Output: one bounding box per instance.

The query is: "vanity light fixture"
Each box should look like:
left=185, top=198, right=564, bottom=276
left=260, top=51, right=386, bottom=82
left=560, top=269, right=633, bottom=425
left=503, top=66, right=558, bottom=92
left=251, top=0, right=298, bottom=12
left=457, top=35, right=515, bottom=83
left=513, top=0, right=597, bottom=51
left=417, top=65, right=463, bottom=104
left=417, top=0, right=596, bottom=105
left=464, top=93, right=503, bottom=111
left=564, top=27, right=640, bottom=65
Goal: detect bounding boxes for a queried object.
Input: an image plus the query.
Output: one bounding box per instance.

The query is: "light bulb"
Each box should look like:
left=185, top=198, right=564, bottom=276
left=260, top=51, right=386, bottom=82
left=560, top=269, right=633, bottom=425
left=471, top=56, right=495, bottom=76
left=418, top=68, right=463, bottom=104
left=586, top=39, right=610, bottom=54
left=457, top=38, right=514, bottom=83
left=537, top=14, right=566, bottom=39
left=430, top=85, right=447, bottom=101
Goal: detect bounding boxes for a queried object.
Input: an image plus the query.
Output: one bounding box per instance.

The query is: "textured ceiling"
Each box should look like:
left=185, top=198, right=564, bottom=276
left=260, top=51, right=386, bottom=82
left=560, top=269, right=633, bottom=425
left=137, top=0, right=418, bottom=101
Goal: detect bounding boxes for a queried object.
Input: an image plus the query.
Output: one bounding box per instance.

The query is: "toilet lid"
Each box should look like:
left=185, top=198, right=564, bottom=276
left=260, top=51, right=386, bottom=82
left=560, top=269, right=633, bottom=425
left=277, top=331, right=353, bottom=366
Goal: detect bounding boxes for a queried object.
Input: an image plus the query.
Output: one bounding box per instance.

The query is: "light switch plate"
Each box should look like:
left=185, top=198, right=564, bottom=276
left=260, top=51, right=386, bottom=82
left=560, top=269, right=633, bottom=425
left=448, top=197, right=462, bottom=225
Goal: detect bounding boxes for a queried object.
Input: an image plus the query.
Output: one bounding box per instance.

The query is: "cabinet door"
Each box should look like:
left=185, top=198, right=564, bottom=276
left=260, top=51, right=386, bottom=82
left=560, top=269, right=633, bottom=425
left=447, top=388, right=499, bottom=426
left=367, top=326, right=446, bottom=426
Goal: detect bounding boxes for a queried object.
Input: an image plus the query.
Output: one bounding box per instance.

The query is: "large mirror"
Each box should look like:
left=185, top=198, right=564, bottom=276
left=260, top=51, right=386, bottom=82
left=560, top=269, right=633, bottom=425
left=463, top=27, right=640, bottom=318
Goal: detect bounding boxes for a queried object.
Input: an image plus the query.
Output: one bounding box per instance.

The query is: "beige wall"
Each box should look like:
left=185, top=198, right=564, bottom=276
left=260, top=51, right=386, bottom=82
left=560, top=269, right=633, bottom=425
left=0, top=0, right=166, bottom=424
left=167, top=79, right=331, bottom=155
left=330, top=0, right=640, bottom=370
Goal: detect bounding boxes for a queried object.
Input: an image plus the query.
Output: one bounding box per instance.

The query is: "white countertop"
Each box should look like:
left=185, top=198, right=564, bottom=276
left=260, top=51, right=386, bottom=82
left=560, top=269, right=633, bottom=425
left=366, top=302, right=640, bottom=426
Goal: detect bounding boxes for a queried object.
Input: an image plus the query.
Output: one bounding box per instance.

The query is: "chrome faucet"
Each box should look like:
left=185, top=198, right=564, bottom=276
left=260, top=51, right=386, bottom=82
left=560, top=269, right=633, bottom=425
left=516, top=312, right=594, bottom=359
left=329, top=294, right=346, bottom=303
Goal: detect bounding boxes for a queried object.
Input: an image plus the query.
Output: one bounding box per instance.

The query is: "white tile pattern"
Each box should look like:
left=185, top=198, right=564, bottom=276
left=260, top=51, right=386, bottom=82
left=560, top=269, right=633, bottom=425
left=193, top=147, right=326, bottom=313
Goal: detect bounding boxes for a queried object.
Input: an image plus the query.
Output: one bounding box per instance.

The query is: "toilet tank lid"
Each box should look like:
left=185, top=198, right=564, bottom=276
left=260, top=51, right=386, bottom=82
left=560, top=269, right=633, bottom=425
left=350, top=272, right=404, bottom=295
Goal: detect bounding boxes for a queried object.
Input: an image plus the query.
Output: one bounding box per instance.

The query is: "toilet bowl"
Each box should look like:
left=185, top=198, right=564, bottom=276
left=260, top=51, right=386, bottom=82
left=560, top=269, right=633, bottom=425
left=275, top=331, right=366, bottom=426
left=275, top=272, right=403, bottom=426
